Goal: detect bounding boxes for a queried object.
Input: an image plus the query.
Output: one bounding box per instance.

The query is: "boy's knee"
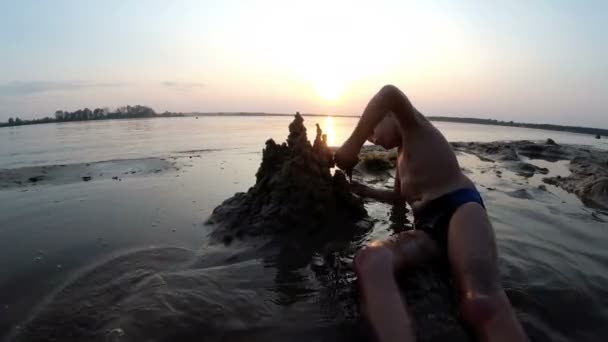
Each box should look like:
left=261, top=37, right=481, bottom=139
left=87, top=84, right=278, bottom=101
left=379, top=84, right=400, bottom=96
left=456, top=261, right=506, bottom=325
left=354, top=243, right=393, bottom=278
left=459, top=289, right=503, bottom=326
left=459, top=257, right=502, bottom=295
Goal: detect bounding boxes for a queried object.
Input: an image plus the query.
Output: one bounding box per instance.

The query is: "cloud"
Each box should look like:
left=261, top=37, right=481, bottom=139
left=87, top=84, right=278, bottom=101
left=0, top=80, right=125, bottom=96
left=161, top=81, right=205, bottom=91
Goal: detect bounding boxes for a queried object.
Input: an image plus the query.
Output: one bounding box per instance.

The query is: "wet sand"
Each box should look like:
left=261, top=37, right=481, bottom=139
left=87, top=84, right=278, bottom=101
left=2, top=138, right=608, bottom=342
left=450, top=140, right=608, bottom=210
left=0, top=158, right=179, bottom=190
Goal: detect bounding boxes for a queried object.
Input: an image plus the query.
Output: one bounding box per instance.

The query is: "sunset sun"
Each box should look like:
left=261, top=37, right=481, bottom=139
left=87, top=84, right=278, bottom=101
left=316, top=79, right=344, bottom=101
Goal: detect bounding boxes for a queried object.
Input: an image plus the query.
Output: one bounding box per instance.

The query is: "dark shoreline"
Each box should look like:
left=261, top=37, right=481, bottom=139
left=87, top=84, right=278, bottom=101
left=427, top=116, right=608, bottom=137
left=191, top=113, right=608, bottom=136
left=2, top=112, right=607, bottom=137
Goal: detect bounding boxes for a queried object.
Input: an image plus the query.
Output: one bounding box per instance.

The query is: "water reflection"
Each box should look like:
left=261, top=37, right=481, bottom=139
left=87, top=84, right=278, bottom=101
left=3, top=116, right=608, bottom=341
left=2, top=116, right=606, bottom=169
left=11, top=217, right=375, bottom=342
left=324, top=116, right=337, bottom=146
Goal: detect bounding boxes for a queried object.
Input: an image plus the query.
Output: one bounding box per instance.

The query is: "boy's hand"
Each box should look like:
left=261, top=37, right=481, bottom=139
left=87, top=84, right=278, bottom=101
left=334, top=139, right=361, bottom=177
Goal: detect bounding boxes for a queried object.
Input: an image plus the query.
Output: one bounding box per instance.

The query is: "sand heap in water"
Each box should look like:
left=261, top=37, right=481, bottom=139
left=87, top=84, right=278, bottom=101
left=207, top=114, right=473, bottom=342
left=207, top=113, right=367, bottom=242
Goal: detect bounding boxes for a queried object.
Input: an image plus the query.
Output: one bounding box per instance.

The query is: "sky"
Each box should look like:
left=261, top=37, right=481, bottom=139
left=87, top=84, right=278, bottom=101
left=0, top=0, right=607, bottom=127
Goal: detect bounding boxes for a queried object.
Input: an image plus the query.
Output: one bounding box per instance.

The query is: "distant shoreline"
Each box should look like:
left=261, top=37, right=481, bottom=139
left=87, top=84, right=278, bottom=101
left=186, top=112, right=608, bottom=137
left=2, top=111, right=606, bottom=137
left=425, top=116, right=607, bottom=137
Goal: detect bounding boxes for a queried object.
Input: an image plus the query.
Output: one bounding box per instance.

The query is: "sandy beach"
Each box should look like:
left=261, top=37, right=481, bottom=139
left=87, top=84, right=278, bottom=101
left=3, top=1, right=607, bottom=340
left=1, top=117, right=607, bottom=342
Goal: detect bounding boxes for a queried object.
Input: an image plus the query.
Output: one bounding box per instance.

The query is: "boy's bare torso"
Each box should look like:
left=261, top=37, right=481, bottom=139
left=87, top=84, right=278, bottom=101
left=396, top=112, right=474, bottom=211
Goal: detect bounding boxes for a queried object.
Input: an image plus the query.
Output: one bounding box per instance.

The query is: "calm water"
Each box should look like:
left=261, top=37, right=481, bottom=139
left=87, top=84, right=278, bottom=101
left=1, top=116, right=607, bottom=341
left=1, top=116, right=606, bottom=169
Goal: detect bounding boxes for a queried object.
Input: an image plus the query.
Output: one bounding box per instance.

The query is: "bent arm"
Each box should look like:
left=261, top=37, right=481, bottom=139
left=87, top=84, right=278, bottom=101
left=348, top=85, right=419, bottom=148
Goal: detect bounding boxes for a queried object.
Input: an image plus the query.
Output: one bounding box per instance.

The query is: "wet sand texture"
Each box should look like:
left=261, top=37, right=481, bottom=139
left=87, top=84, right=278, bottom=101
left=451, top=140, right=608, bottom=210
left=0, top=158, right=177, bottom=189
left=207, top=114, right=473, bottom=342
left=206, top=113, right=366, bottom=240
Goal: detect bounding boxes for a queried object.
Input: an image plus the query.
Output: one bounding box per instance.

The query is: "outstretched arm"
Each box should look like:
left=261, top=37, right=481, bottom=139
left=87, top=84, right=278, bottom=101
left=352, top=182, right=400, bottom=203
left=352, top=168, right=403, bottom=204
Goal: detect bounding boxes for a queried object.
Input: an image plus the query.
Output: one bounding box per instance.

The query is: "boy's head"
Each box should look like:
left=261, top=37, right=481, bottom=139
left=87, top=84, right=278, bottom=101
left=368, top=113, right=401, bottom=149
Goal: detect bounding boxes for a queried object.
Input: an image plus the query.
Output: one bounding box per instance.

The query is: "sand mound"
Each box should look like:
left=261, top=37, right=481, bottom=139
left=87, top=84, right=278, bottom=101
left=207, top=113, right=366, bottom=241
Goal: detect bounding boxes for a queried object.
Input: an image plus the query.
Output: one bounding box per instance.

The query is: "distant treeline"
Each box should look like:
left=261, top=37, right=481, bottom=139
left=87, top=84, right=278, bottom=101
left=427, top=116, right=608, bottom=137
left=0, top=105, right=183, bottom=127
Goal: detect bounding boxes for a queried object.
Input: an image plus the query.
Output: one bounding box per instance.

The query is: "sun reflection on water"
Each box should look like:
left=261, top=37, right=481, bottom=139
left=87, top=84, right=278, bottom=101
left=323, top=116, right=336, bottom=147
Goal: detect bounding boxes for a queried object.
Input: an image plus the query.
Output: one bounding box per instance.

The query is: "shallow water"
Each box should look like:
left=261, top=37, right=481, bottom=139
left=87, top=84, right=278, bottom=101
left=1, top=116, right=606, bottom=169
left=1, top=116, right=607, bottom=341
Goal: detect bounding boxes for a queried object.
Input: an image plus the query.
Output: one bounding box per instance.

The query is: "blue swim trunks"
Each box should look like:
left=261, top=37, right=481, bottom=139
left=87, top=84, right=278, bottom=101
left=414, top=188, right=485, bottom=247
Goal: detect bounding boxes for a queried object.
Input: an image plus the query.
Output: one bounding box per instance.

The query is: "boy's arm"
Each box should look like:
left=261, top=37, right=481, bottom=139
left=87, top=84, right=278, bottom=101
left=335, top=85, right=417, bottom=173
left=352, top=182, right=400, bottom=203
left=352, top=168, right=403, bottom=204
left=347, top=85, right=418, bottom=148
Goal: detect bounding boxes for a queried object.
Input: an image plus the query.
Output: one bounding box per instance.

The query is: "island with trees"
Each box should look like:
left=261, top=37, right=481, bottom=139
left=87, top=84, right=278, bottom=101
left=0, top=105, right=183, bottom=128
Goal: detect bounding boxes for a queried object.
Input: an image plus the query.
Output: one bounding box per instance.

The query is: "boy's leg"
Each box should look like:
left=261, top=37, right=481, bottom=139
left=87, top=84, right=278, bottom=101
left=447, top=203, right=528, bottom=342
left=355, top=245, right=415, bottom=342
left=377, top=230, right=440, bottom=272
left=354, top=231, right=438, bottom=342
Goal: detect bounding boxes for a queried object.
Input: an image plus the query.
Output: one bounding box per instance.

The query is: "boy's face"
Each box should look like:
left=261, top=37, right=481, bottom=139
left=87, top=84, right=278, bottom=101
left=368, top=114, right=401, bottom=149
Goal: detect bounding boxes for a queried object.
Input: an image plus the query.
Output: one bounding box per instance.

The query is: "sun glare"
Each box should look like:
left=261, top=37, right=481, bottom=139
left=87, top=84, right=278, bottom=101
left=323, top=116, right=336, bottom=146
left=317, top=79, right=344, bottom=101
